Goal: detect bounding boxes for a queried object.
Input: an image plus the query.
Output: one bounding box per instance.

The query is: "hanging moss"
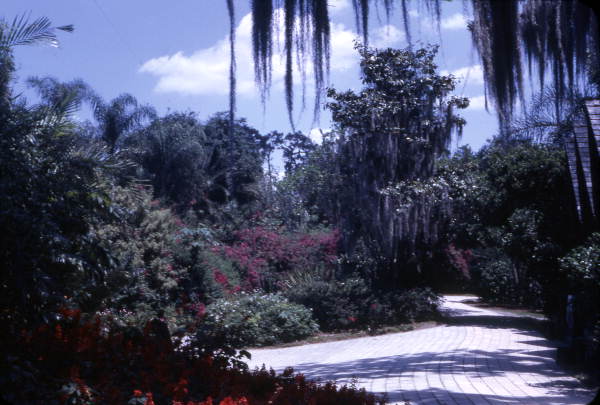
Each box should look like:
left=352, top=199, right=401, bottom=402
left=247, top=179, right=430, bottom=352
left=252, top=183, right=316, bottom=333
left=226, top=0, right=598, bottom=131
left=284, top=0, right=296, bottom=129
left=226, top=0, right=236, bottom=135
left=251, top=0, right=274, bottom=104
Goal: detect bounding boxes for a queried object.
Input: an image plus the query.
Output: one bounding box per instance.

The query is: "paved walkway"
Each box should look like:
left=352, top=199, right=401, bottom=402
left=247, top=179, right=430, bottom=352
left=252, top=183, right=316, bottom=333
left=246, top=295, right=596, bottom=404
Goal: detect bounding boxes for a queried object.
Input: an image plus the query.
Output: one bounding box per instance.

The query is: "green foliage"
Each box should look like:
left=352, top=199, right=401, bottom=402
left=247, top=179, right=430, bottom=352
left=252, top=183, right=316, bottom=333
left=326, top=44, right=468, bottom=285
left=94, top=186, right=189, bottom=327
left=91, top=93, right=156, bottom=152
left=284, top=274, right=370, bottom=331
left=0, top=90, right=120, bottom=328
left=127, top=112, right=266, bottom=220
left=284, top=269, right=440, bottom=331
left=273, top=131, right=342, bottom=229
left=560, top=233, right=600, bottom=289
left=195, top=292, right=318, bottom=351
left=471, top=249, right=519, bottom=304
left=559, top=233, right=600, bottom=364
left=445, top=141, right=576, bottom=307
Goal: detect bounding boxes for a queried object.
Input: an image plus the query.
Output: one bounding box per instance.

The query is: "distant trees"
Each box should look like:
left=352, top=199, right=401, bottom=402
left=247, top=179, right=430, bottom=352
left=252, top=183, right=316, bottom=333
left=125, top=112, right=264, bottom=217
left=91, top=93, right=156, bottom=152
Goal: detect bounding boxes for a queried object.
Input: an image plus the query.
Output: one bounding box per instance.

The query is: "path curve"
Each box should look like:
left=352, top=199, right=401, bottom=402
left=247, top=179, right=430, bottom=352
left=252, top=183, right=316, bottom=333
left=246, top=295, right=595, bottom=404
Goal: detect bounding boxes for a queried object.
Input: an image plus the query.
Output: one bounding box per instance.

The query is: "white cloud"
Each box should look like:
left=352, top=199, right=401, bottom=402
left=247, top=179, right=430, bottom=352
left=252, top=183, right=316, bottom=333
left=140, top=12, right=256, bottom=97
left=467, top=95, right=487, bottom=110
left=441, top=13, right=467, bottom=30
left=141, top=10, right=404, bottom=98
left=442, top=64, right=484, bottom=85
left=309, top=128, right=326, bottom=144
left=372, top=25, right=405, bottom=48
left=329, top=23, right=404, bottom=71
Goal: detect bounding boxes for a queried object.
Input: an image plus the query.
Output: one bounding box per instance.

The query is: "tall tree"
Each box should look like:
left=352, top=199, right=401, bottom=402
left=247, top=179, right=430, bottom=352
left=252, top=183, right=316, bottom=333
left=328, top=45, right=468, bottom=286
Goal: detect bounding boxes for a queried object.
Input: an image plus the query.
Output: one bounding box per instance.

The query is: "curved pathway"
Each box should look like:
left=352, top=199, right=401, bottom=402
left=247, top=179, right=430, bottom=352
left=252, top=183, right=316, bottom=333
left=246, top=295, right=596, bottom=404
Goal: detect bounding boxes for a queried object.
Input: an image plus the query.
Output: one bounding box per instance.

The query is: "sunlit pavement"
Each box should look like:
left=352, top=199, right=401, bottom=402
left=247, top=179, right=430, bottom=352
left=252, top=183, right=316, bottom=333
left=246, top=295, right=596, bottom=404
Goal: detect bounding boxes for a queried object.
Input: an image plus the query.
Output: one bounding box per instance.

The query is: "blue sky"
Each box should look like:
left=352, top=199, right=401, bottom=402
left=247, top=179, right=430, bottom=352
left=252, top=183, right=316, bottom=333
left=5, top=0, right=498, bottom=154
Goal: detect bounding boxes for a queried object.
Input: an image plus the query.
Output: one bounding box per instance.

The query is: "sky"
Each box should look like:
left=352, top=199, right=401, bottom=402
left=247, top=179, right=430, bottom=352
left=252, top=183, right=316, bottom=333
left=4, top=0, right=499, bottom=156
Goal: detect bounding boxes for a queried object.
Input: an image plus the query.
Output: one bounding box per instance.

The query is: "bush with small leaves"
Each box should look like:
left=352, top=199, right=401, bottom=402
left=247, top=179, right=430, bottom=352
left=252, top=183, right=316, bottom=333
left=195, top=292, right=318, bottom=351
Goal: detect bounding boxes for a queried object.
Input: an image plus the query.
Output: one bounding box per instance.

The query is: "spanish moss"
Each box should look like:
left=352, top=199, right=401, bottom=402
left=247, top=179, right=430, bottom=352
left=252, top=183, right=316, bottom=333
left=470, top=0, right=522, bottom=134
left=284, top=0, right=296, bottom=129
left=231, top=0, right=598, bottom=132
left=353, top=0, right=370, bottom=46
left=226, top=0, right=236, bottom=135
left=252, top=0, right=274, bottom=104
left=309, top=0, right=330, bottom=121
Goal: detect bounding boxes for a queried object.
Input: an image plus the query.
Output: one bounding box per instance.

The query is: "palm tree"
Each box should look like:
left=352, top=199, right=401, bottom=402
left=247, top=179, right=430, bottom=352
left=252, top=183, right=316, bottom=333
left=0, top=14, right=73, bottom=121
left=90, top=93, right=156, bottom=152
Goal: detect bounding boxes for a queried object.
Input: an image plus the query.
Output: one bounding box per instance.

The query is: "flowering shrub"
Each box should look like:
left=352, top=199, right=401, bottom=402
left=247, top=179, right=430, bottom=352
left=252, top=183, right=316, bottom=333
left=196, top=292, right=318, bottom=350
left=1, top=310, right=383, bottom=405
left=445, top=243, right=473, bottom=280
left=215, top=227, right=339, bottom=289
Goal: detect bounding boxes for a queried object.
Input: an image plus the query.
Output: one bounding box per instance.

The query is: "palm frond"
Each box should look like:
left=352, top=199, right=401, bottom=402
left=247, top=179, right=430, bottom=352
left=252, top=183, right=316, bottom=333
left=0, top=14, right=73, bottom=49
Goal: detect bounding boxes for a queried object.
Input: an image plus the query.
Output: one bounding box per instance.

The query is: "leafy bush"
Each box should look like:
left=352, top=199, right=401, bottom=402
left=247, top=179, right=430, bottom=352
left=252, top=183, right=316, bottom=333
left=560, top=233, right=600, bottom=291
left=366, top=288, right=441, bottom=329
left=284, top=270, right=440, bottom=331
left=284, top=275, right=370, bottom=331
left=559, top=233, right=600, bottom=365
left=196, top=292, right=318, bottom=350
left=471, top=249, right=519, bottom=304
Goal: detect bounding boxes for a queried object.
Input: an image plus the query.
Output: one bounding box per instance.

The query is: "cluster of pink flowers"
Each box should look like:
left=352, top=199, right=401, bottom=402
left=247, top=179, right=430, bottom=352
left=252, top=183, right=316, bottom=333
left=446, top=243, right=473, bottom=279
left=213, top=227, right=339, bottom=289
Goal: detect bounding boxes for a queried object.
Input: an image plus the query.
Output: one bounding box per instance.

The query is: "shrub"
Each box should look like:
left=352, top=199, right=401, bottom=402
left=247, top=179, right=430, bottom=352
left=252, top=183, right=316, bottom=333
left=214, top=227, right=339, bottom=291
left=559, top=233, right=600, bottom=365
left=471, top=249, right=519, bottom=304
left=366, top=288, right=441, bottom=329
left=196, top=292, right=318, bottom=350
left=284, top=275, right=370, bottom=331
left=284, top=271, right=441, bottom=331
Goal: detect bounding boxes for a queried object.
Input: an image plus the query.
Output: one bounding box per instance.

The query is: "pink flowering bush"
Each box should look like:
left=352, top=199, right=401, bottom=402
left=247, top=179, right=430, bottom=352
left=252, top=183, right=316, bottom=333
left=214, top=227, right=339, bottom=290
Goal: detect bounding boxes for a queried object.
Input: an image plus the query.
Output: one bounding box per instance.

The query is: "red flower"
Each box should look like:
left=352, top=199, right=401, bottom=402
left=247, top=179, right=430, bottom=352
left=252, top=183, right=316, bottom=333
left=218, top=397, right=235, bottom=405
left=133, top=390, right=143, bottom=397
left=199, top=397, right=213, bottom=405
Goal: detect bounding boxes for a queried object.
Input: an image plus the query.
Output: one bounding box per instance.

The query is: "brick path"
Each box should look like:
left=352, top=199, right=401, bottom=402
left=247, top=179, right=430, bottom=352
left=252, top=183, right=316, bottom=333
left=246, top=295, right=596, bottom=404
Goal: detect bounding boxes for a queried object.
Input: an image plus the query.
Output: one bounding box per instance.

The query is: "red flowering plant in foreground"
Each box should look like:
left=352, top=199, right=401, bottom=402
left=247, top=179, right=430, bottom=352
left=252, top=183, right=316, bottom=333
left=2, top=308, right=385, bottom=405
